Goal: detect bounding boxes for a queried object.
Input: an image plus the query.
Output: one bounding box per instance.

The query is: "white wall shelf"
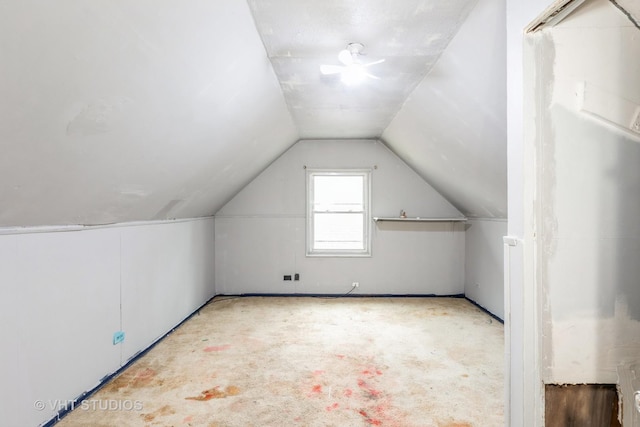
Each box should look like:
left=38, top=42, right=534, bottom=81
left=373, top=217, right=467, bottom=222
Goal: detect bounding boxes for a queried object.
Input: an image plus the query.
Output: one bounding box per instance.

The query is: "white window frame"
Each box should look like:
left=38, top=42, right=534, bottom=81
left=306, top=169, right=371, bottom=257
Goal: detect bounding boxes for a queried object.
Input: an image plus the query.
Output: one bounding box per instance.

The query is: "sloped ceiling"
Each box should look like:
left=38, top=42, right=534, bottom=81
left=0, top=0, right=508, bottom=227
left=383, top=0, right=508, bottom=218
left=0, top=0, right=297, bottom=227
left=248, top=0, right=478, bottom=139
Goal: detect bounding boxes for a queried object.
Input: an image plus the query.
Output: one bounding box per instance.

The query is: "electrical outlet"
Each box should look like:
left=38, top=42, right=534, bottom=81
left=113, top=331, right=125, bottom=345
left=352, top=282, right=359, bottom=288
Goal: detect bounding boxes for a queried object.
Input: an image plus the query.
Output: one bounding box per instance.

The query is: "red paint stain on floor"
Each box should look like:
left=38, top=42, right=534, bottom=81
left=185, top=385, right=240, bottom=401
left=141, top=405, right=175, bottom=422
left=358, top=409, right=382, bottom=426
left=357, top=379, right=382, bottom=399
left=311, top=384, right=322, bottom=394
left=204, top=345, right=231, bottom=352
left=131, top=367, right=157, bottom=388
left=344, top=388, right=353, bottom=397
left=326, top=402, right=339, bottom=411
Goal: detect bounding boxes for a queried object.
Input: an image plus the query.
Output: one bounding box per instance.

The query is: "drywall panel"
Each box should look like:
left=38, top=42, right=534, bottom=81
left=0, top=0, right=297, bottom=227
left=0, top=218, right=215, bottom=426
left=383, top=0, right=507, bottom=218
left=210, top=217, right=297, bottom=294
left=216, top=139, right=465, bottom=295
left=465, top=219, right=507, bottom=319
left=538, top=0, right=640, bottom=384
left=120, top=219, right=215, bottom=361
left=0, top=230, right=121, bottom=426
left=217, top=217, right=465, bottom=295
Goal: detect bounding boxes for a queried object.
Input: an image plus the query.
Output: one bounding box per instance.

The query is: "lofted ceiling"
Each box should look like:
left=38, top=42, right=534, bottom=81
left=248, top=0, right=478, bottom=139
left=0, top=0, right=509, bottom=227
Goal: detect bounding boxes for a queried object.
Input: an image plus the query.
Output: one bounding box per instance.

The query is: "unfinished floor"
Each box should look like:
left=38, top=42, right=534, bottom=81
left=56, top=297, right=504, bottom=427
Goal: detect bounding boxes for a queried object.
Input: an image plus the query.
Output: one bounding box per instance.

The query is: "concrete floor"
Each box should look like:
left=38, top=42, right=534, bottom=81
left=57, top=297, right=504, bottom=426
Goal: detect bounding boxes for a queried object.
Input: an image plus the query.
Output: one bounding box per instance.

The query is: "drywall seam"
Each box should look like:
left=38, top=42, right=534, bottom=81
left=0, top=216, right=214, bottom=236
left=526, top=0, right=586, bottom=32
left=41, top=296, right=218, bottom=427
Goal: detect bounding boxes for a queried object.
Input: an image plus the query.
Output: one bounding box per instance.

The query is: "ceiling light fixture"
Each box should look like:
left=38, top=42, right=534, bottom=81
left=320, top=43, right=385, bottom=85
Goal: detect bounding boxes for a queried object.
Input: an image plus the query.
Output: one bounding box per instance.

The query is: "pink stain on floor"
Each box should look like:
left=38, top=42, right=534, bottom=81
left=357, top=379, right=382, bottom=399
left=312, top=370, right=325, bottom=376
left=203, top=345, right=231, bottom=352
left=359, top=409, right=382, bottom=426
left=344, top=388, right=353, bottom=397
left=325, top=402, right=339, bottom=412
left=311, top=384, right=322, bottom=394
left=183, top=415, right=193, bottom=422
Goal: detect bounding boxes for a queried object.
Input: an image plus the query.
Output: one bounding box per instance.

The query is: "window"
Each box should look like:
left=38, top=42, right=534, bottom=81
left=306, top=169, right=371, bottom=257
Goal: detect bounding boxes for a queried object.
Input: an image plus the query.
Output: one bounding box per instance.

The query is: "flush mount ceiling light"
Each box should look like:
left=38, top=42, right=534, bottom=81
left=320, top=43, right=385, bottom=85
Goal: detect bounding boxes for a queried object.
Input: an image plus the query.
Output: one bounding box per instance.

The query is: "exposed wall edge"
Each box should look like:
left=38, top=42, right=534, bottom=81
left=610, top=0, right=640, bottom=29
left=0, top=216, right=214, bottom=236
left=526, top=0, right=586, bottom=32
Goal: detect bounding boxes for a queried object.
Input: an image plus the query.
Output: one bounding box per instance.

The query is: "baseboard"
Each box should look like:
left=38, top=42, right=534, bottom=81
left=221, top=292, right=466, bottom=299
left=464, top=296, right=504, bottom=324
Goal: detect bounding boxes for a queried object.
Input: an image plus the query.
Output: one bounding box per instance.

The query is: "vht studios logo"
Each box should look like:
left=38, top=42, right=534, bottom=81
left=34, top=399, right=143, bottom=411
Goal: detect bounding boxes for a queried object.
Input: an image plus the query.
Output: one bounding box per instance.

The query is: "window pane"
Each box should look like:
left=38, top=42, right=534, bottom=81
left=313, top=175, right=363, bottom=212
left=313, top=213, right=364, bottom=250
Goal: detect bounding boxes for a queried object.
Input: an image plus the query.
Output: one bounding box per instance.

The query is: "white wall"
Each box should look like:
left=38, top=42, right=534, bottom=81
left=537, top=0, right=640, bottom=384
left=215, top=139, right=466, bottom=295
left=506, top=0, right=554, bottom=424
left=465, top=219, right=507, bottom=319
left=0, top=218, right=215, bottom=426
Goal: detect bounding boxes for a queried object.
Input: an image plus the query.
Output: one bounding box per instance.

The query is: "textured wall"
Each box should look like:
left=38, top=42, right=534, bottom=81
left=537, top=0, right=640, bottom=383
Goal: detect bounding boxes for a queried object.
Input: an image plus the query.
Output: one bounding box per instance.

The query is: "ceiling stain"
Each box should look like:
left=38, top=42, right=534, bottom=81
left=66, top=97, right=133, bottom=137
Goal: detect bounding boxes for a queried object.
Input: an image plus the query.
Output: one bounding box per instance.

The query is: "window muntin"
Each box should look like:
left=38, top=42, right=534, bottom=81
left=306, top=170, right=371, bottom=256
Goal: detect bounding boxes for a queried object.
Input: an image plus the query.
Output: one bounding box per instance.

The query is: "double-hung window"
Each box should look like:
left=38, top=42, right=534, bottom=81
left=306, top=169, right=371, bottom=257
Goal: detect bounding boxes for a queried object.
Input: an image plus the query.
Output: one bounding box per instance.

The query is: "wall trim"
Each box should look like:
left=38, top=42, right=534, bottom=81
left=465, top=296, right=504, bottom=323
left=226, top=293, right=466, bottom=299
left=0, top=216, right=214, bottom=236
left=466, top=217, right=508, bottom=222
left=214, top=214, right=305, bottom=219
